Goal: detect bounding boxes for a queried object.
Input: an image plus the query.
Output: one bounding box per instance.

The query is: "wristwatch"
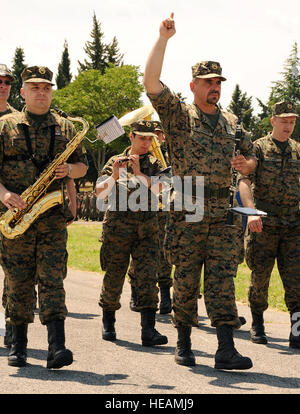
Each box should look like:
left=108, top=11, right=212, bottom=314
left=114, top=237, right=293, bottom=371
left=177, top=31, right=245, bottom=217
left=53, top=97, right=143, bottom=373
left=67, top=163, right=72, bottom=177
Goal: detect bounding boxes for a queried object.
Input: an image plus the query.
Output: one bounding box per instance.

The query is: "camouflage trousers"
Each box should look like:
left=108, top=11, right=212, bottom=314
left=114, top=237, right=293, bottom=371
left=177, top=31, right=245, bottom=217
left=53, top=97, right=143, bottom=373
left=165, top=211, right=242, bottom=328
left=128, top=211, right=173, bottom=288
left=0, top=208, right=68, bottom=326
left=2, top=275, right=8, bottom=308
left=99, top=211, right=159, bottom=311
left=246, top=224, right=300, bottom=314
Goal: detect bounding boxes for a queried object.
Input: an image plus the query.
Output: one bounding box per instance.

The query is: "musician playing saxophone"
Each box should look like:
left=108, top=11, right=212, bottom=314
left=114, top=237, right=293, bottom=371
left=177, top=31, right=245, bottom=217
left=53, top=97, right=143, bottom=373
left=0, top=66, right=87, bottom=369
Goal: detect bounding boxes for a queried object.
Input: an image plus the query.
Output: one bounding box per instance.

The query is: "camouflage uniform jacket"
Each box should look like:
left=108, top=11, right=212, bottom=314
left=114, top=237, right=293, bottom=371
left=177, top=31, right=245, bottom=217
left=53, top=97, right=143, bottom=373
left=243, top=133, right=300, bottom=226
left=0, top=103, right=18, bottom=117
left=147, top=84, right=255, bottom=219
left=98, top=147, right=163, bottom=215
left=0, top=110, right=88, bottom=213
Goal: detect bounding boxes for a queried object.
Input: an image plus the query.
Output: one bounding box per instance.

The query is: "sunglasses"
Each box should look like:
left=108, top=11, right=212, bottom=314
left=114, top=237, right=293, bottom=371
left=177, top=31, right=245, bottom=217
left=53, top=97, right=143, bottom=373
left=0, top=80, right=12, bottom=86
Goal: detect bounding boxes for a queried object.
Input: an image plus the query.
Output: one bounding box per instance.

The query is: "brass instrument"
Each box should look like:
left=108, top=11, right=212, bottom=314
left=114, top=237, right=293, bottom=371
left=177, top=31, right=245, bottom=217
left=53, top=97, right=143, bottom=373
left=118, top=105, right=154, bottom=127
left=149, top=137, right=167, bottom=169
left=118, top=105, right=167, bottom=168
left=0, top=113, right=89, bottom=239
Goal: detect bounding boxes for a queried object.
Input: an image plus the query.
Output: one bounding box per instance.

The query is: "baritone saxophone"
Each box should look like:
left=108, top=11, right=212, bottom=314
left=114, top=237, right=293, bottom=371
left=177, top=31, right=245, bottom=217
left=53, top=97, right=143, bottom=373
left=0, top=112, right=89, bottom=239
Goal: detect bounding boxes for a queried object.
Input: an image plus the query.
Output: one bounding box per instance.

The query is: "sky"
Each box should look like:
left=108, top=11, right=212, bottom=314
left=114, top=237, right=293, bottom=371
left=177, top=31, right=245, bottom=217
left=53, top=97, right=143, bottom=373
left=2, top=0, right=299, bottom=115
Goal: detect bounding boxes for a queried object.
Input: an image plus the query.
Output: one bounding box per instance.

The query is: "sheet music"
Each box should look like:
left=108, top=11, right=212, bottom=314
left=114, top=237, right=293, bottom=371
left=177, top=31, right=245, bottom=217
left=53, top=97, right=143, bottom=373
left=96, top=115, right=125, bottom=144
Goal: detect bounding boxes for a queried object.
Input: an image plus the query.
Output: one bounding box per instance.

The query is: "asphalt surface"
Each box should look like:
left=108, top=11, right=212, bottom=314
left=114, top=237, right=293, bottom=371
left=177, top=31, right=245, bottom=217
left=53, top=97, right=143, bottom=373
left=1, top=266, right=300, bottom=397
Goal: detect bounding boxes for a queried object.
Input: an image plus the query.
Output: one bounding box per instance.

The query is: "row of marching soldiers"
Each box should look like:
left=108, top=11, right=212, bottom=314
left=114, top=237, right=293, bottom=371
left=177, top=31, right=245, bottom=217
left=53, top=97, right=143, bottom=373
left=76, top=191, right=103, bottom=222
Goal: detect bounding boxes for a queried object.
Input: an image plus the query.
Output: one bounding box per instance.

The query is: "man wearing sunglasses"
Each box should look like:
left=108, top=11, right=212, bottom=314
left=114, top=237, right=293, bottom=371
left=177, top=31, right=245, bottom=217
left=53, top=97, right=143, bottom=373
left=0, top=64, right=16, bottom=116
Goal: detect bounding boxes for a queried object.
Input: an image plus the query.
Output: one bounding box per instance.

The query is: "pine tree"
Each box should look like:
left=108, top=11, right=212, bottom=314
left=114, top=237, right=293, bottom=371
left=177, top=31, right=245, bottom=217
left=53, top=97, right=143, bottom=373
left=250, top=99, right=272, bottom=140
left=270, top=42, right=300, bottom=105
left=251, top=43, right=300, bottom=141
left=106, top=36, right=124, bottom=66
left=78, top=12, right=107, bottom=74
left=8, top=47, right=27, bottom=110
left=78, top=12, right=124, bottom=74
left=56, top=40, right=72, bottom=89
left=227, top=84, right=254, bottom=129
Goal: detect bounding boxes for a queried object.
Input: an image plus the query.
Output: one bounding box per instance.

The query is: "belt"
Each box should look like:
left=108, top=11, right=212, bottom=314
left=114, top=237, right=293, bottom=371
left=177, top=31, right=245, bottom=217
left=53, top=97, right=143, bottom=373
left=256, top=200, right=300, bottom=216
left=204, top=187, right=230, bottom=199
left=108, top=210, right=157, bottom=219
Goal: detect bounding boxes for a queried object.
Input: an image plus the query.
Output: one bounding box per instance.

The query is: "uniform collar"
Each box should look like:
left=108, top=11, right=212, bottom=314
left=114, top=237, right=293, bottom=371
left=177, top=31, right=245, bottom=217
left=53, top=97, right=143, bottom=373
left=18, top=108, right=56, bottom=128
left=267, top=133, right=292, bottom=154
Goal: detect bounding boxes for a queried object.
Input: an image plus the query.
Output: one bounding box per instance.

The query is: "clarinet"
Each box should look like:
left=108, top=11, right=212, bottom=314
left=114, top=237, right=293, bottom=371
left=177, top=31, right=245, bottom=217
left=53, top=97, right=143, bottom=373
left=226, top=117, right=242, bottom=226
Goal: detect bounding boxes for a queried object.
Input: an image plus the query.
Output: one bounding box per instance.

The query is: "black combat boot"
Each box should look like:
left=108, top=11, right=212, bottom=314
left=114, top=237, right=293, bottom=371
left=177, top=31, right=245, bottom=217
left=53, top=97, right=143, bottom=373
left=8, top=324, right=28, bottom=367
left=141, top=309, right=168, bottom=346
left=289, top=311, right=300, bottom=349
left=250, top=311, right=267, bottom=344
left=102, top=310, right=116, bottom=341
left=129, top=286, right=139, bottom=312
left=174, top=326, right=195, bottom=366
left=214, top=325, right=253, bottom=370
left=159, top=285, right=172, bottom=314
left=46, top=319, right=73, bottom=369
left=4, top=322, right=13, bottom=348
left=239, top=316, right=246, bottom=326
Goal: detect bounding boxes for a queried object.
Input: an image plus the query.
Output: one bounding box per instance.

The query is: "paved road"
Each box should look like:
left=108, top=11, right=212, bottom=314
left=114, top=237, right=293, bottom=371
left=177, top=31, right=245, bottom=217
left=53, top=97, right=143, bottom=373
left=1, top=267, right=300, bottom=396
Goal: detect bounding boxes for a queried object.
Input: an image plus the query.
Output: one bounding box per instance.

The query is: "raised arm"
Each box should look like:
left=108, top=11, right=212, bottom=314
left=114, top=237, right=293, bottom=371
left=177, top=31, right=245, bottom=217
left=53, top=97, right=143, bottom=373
left=143, top=12, right=176, bottom=95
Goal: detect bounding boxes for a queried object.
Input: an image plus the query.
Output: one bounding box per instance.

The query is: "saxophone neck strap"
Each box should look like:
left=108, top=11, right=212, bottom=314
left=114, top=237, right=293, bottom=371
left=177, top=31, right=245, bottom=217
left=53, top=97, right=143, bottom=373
left=22, top=124, right=56, bottom=173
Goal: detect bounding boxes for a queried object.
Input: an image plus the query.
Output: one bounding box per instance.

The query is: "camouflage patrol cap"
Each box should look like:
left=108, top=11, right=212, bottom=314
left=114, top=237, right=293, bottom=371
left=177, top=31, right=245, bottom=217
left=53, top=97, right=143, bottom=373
left=192, top=61, right=226, bottom=81
left=0, top=64, right=14, bottom=81
left=152, top=120, right=164, bottom=132
left=21, top=66, right=55, bottom=85
left=130, top=120, right=158, bottom=137
left=272, top=101, right=299, bottom=118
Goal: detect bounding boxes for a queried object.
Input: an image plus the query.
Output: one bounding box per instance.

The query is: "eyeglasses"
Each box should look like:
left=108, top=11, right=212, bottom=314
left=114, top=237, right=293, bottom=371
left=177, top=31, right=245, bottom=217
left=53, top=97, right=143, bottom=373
left=0, top=80, right=12, bottom=86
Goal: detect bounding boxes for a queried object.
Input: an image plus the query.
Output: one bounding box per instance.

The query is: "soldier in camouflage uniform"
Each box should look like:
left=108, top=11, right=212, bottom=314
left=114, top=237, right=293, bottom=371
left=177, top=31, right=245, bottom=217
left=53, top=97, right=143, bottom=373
left=96, top=120, right=168, bottom=347
left=128, top=120, right=173, bottom=314
left=0, top=64, right=17, bottom=116
left=0, top=66, right=87, bottom=368
left=76, top=192, right=82, bottom=220
left=143, top=13, right=256, bottom=369
left=90, top=191, right=98, bottom=221
left=0, top=64, right=18, bottom=349
left=239, top=101, right=300, bottom=348
left=83, top=191, right=91, bottom=221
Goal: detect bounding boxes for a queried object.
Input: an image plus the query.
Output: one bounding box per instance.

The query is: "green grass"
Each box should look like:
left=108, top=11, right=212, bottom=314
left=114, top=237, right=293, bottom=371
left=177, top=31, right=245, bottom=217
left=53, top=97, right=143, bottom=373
left=67, top=223, right=102, bottom=272
left=67, top=223, right=288, bottom=312
left=234, top=260, right=287, bottom=312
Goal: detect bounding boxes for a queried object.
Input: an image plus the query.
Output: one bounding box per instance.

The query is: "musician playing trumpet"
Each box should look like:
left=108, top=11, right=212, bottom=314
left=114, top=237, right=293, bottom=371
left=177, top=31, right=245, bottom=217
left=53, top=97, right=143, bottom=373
left=0, top=66, right=87, bottom=368
left=96, top=120, right=168, bottom=347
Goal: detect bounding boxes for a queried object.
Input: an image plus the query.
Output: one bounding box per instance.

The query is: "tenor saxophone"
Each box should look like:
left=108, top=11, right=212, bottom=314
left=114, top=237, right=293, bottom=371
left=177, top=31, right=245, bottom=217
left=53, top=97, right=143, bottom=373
left=0, top=113, right=89, bottom=239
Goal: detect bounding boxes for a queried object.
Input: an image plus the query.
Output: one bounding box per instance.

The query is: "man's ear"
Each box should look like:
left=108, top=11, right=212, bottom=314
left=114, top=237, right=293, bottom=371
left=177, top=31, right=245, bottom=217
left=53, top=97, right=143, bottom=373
left=190, top=80, right=195, bottom=93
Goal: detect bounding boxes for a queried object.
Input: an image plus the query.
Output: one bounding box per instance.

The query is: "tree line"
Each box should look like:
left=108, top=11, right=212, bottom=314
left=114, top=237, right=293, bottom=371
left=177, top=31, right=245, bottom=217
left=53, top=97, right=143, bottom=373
left=6, top=12, right=300, bottom=189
